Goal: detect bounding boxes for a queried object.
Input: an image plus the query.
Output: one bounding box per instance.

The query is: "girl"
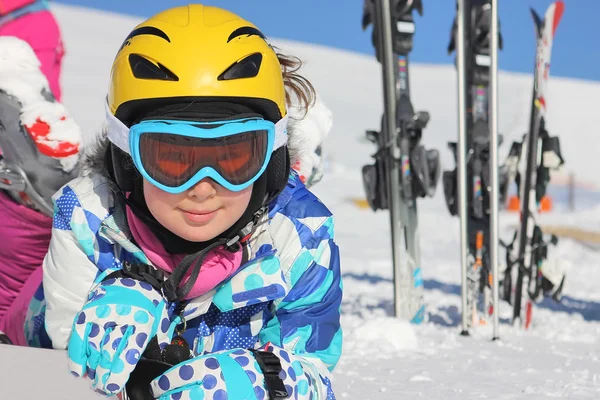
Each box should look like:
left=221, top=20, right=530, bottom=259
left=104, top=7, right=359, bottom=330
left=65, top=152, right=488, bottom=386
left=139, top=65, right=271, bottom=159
left=42, top=4, right=342, bottom=399
left=0, top=0, right=65, bottom=100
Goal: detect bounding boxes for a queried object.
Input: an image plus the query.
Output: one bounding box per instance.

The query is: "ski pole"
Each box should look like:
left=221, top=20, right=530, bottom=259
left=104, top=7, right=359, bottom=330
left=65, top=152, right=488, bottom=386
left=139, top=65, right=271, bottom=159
left=456, top=0, right=471, bottom=336
left=374, top=0, right=409, bottom=320
left=489, top=0, right=500, bottom=341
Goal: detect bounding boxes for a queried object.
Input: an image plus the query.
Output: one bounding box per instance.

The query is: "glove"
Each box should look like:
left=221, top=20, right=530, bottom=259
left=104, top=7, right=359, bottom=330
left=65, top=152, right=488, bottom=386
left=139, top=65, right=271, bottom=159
left=150, top=345, right=314, bottom=400
left=68, top=275, right=178, bottom=396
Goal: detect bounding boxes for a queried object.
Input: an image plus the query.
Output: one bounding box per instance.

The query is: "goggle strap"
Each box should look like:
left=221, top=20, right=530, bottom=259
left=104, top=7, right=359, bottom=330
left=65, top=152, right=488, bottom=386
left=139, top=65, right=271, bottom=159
left=105, top=99, right=289, bottom=156
left=273, top=114, right=289, bottom=151
left=105, top=100, right=131, bottom=155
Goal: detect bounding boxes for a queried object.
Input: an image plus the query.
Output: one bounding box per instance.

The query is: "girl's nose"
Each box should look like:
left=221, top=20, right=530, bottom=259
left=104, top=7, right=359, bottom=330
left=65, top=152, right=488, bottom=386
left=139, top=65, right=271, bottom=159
left=187, top=178, right=217, bottom=201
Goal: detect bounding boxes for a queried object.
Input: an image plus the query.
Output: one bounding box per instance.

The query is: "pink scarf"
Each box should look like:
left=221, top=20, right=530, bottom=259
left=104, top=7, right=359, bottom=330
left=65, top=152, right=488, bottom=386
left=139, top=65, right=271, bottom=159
left=125, top=206, right=243, bottom=300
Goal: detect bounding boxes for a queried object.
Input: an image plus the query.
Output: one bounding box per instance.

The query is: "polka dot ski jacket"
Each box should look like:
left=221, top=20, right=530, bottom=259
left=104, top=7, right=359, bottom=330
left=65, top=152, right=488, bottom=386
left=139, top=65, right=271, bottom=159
left=40, top=170, right=343, bottom=399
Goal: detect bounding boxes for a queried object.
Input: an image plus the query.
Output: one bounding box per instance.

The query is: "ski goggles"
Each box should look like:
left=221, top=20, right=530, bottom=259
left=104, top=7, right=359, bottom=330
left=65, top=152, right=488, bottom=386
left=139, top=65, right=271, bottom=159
left=105, top=102, right=288, bottom=193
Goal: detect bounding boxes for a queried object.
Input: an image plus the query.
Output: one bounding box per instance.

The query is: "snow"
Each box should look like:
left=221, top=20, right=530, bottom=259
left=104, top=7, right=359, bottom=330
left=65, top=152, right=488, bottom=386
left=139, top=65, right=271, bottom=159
left=0, top=345, right=97, bottom=399
left=1, top=3, right=599, bottom=399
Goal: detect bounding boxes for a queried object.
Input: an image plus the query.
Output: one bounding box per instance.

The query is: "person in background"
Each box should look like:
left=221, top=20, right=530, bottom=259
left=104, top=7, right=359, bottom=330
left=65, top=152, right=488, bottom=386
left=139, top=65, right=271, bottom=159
left=0, top=36, right=80, bottom=347
left=0, top=1, right=74, bottom=346
left=0, top=0, right=65, bottom=100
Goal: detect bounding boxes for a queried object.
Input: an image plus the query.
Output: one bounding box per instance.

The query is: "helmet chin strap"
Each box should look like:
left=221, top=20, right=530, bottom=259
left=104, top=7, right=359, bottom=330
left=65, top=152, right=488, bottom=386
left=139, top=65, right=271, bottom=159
left=112, top=168, right=271, bottom=302
left=162, top=201, right=269, bottom=302
left=108, top=192, right=269, bottom=303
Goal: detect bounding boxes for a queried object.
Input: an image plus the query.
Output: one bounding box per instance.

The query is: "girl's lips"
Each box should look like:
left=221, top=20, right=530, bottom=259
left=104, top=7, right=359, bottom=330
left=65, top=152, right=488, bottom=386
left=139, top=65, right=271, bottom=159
left=180, top=208, right=218, bottom=224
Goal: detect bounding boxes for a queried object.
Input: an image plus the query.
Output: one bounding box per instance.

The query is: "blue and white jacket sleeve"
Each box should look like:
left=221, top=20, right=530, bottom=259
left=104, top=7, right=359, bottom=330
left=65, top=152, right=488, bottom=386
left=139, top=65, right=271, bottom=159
left=42, top=184, right=104, bottom=349
left=260, top=215, right=343, bottom=399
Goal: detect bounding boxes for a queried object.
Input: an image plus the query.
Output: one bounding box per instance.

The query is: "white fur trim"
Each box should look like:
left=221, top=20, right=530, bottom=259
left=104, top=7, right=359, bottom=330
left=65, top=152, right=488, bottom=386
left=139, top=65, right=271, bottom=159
left=288, top=94, right=333, bottom=187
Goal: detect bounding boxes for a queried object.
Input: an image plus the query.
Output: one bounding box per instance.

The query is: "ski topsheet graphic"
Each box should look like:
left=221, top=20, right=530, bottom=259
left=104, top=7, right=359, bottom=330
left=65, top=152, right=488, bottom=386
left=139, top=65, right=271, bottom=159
left=505, top=1, right=566, bottom=330
left=361, top=0, right=440, bottom=323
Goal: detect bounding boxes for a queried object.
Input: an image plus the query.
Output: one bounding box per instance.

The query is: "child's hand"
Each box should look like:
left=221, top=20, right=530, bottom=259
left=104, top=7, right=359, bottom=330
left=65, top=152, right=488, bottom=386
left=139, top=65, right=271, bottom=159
left=67, top=276, right=177, bottom=396
left=150, top=345, right=312, bottom=400
left=150, top=349, right=264, bottom=400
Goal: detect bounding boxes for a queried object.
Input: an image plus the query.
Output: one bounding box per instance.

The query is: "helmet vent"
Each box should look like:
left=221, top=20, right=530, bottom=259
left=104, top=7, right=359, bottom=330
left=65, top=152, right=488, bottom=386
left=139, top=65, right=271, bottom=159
left=119, top=26, right=170, bottom=51
left=129, top=54, right=179, bottom=81
left=217, top=53, right=263, bottom=81
left=227, top=27, right=266, bottom=43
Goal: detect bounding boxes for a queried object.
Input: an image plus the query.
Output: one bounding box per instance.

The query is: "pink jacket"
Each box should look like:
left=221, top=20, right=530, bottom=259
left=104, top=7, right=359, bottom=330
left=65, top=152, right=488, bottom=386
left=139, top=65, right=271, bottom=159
left=0, top=0, right=36, bottom=15
left=0, top=4, right=64, bottom=100
left=0, top=191, right=52, bottom=345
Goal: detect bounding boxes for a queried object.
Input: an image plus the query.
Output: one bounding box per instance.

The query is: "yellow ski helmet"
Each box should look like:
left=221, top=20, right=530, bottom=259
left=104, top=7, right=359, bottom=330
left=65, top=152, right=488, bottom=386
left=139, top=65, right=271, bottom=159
left=108, top=4, right=287, bottom=125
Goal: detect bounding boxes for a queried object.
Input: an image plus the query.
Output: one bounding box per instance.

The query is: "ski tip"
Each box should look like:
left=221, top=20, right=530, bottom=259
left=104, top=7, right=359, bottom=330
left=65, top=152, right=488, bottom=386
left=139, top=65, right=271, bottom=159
left=361, top=0, right=373, bottom=30
left=415, top=0, right=424, bottom=16
left=361, top=12, right=371, bottom=30
left=447, top=19, right=457, bottom=55
left=530, top=8, right=543, bottom=34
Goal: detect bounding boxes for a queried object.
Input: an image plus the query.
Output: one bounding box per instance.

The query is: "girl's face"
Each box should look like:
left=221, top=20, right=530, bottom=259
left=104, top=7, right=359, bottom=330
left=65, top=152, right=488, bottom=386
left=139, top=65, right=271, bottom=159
left=143, top=178, right=253, bottom=242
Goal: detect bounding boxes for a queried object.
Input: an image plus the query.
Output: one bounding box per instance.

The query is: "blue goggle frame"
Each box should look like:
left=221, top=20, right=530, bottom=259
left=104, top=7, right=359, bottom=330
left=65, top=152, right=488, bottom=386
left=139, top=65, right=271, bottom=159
left=129, top=118, right=275, bottom=194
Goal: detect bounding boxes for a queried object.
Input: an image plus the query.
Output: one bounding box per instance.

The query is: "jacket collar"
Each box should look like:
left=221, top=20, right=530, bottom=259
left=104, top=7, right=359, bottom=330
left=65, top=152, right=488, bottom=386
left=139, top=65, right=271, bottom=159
left=98, top=199, right=290, bottom=317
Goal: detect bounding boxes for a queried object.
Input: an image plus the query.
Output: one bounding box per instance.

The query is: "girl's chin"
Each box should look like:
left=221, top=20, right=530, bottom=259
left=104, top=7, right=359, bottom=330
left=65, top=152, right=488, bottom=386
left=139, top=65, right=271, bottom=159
left=176, top=229, right=220, bottom=243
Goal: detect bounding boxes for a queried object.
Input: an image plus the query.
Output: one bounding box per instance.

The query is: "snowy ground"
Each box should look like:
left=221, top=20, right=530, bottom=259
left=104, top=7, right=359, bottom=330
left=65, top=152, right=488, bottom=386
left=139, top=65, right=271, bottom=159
left=7, top=4, right=600, bottom=399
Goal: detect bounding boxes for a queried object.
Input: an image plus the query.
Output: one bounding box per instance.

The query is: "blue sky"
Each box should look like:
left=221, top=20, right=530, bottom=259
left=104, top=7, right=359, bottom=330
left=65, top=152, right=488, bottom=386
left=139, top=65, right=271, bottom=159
left=55, top=0, right=598, bottom=81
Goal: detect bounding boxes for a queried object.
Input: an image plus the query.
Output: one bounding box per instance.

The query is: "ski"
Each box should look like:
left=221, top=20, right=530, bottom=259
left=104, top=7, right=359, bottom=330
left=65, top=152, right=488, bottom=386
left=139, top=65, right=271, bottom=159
left=361, top=0, right=440, bottom=323
left=442, top=0, right=502, bottom=330
left=509, top=1, right=565, bottom=329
